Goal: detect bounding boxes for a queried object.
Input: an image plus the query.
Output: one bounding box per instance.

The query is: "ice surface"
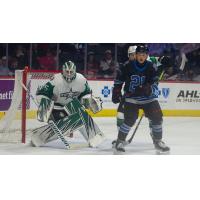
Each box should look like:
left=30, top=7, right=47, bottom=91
left=0, top=117, right=199, bottom=155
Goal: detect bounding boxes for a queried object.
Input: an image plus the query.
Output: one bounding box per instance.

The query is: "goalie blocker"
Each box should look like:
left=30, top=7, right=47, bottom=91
left=31, top=96, right=104, bottom=148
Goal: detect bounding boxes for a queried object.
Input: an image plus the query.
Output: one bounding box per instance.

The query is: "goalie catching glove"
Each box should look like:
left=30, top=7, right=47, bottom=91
left=81, top=94, right=103, bottom=114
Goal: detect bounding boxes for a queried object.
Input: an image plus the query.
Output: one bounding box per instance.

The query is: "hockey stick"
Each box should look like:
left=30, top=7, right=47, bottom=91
left=127, top=112, right=144, bottom=144
left=20, top=78, right=70, bottom=149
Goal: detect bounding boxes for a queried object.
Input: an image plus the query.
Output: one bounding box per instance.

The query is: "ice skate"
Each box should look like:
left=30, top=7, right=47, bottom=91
left=112, top=140, right=117, bottom=148
left=114, top=139, right=126, bottom=153
left=154, top=140, right=170, bottom=154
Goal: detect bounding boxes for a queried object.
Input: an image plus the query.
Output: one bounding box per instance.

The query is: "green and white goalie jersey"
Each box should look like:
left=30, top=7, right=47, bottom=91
left=36, top=72, right=91, bottom=107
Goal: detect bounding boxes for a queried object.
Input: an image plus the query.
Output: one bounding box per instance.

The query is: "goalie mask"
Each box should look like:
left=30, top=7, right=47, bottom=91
left=62, top=61, right=76, bottom=82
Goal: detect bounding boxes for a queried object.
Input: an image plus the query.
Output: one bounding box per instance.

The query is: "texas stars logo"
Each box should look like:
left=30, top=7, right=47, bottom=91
left=60, top=88, right=80, bottom=99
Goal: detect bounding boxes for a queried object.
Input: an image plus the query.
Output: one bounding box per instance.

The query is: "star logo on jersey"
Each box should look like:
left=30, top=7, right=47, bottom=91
left=162, top=88, right=170, bottom=99
left=101, top=86, right=110, bottom=97
left=60, top=88, right=80, bottom=99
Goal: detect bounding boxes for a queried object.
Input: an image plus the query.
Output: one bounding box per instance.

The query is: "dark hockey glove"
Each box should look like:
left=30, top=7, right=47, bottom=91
left=134, top=83, right=152, bottom=97
left=112, top=85, right=122, bottom=104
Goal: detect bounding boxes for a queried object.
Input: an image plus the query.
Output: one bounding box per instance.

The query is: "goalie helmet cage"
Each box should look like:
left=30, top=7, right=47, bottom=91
left=0, top=67, right=57, bottom=144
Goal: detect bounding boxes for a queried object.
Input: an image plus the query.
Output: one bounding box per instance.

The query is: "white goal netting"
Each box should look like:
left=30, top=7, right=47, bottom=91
left=0, top=69, right=55, bottom=143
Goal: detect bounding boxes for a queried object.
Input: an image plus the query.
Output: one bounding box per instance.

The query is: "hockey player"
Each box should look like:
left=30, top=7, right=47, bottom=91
left=116, top=46, right=137, bottom=130
left=112, top=45, right=170, bottom=153
left=31, top=61, right=104, bottom=148
left=116, top=45, right=165, bottom=130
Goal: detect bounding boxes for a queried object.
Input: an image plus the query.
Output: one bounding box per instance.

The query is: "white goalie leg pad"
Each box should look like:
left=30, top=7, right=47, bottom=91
left=31, top=108, right=85, bottom=147
left=88, top=133, right=105, bottom=147
left=88, top=120, right=105, bottom=147
left=31, top=123, right=57, bottom=147
left=79, top=119, right=105, bottom=147
left=31, top=119, right=105, bottom=148
left=31, top=124, right=73, bottom=147
left=32, top=98, right=105, bottom=147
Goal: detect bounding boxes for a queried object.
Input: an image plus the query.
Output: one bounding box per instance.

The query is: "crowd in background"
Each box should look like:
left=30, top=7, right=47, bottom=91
left=0, top=43, right=199, bottom=81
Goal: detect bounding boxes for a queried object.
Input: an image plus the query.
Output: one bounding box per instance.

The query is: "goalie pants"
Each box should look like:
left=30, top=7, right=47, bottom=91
left=118, top=100, right=163, bottom=141
left=51, top=109, right=68, bottom=121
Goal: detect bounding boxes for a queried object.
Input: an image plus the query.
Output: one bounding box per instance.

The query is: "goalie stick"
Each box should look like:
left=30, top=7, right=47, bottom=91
left=48, top=120, right=70, bottom=149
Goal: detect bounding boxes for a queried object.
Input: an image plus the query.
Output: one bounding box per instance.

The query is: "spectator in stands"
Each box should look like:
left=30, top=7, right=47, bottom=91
left=0, top=44, right=6, bottom=59
left=99, top=49, right=119, bottom=78
left=8, top=58, right=19, bottom=76
left=170, top=48, right=200, bottom=81
left=187, top=49, right=200, bottom=70
left=31, top=44, right=40, bottom=69
left=37, top=49, right=56, bottom=70
left=86, top=51, right=99, bottom=78
left=0, top=57, right=12, bottom=76
left=14, top=45, right=28, bottom=69
left=37, top=43, right=50, bottom=56
left=59, top=44, right=77, bottom=67
left=163, top=66, right=178, bottom=80
left=158, top=55, right=179, bottom=80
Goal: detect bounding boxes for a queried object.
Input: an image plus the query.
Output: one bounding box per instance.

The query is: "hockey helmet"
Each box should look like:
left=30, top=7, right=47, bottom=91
left=128, top=45, right=137, bottom=57
left=62, top=61, right=76, bottom=82
left=136, top=45, right=149, bottom=54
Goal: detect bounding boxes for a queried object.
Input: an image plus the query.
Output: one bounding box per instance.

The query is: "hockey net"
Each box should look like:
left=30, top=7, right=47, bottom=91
left=0, top=67, right=56, bottom=143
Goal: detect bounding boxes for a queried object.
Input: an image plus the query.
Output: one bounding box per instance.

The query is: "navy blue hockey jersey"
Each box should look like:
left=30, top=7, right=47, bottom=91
left=114, top=60, right=160, bottom=104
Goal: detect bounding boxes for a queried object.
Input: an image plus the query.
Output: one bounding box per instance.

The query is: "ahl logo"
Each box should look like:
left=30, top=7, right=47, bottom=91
left=101, top=86, right=110, bottom=97
left=162, top=88, right=170, bottom=99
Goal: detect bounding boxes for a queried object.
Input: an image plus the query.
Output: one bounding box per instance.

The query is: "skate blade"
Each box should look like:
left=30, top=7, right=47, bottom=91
left=113, top=149, right=126, bottom=155
left=112, top=143, right=116, bottom=149
left=155, top=149, right=170, bottom=155
left=112, top=140, right=129, bottom=149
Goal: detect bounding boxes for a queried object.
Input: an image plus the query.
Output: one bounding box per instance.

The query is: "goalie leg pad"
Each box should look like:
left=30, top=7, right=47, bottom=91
left=31, top=124, right=57, bottom=147
left=31, top=98, right=104, bottom=147
left=31, top=111, right=84, bottom=146
left=64, top=98, right=105, bottom=146
left=31, top=98, right=84, bottom=146
left=78, top=116, right=105, bottom=147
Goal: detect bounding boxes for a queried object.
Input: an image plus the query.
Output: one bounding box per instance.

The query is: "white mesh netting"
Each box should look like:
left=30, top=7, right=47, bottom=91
left=0, top=70, right=55, bottom=143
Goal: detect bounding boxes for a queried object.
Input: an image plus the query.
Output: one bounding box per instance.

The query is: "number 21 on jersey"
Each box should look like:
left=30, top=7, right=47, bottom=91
left=129, top=75, right=145, bottom=92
